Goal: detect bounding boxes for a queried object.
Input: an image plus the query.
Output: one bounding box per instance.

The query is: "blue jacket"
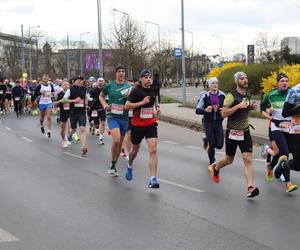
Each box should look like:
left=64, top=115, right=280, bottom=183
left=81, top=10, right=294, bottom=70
left=195, top=90, right=225, bottom=121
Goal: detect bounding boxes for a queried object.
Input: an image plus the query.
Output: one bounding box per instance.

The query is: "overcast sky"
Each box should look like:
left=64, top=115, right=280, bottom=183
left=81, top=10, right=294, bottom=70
left=1, top=0, right=300, bottom=57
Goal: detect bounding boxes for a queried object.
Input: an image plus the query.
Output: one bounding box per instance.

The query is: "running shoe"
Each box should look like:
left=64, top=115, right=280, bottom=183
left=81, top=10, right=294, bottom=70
left=210, top=163, right=220, bottom=183
left=265, top=170, right=273, bottom=182
left=47, top=131, right=51, bottom=139
left=81, top=146, right=88, bottom=157
left=274, top=155, right=288, bottom=179
left=246, top=186, right=259, bottom=198
left=107, top=164, right=119, bottom=177
left=125, top=167, right=133, bottom=181
left=41, top=126, right=45, bottom=134
left=286, top=182, right=298, bottom=193
left=67, top=133, right=72, bottom=142
left=148, top=177, right=160, bottom=189
left=62, top=141, right=68, bottom=148
left=120, top=149, right=127, bottom=158
left=97, top=138, right=104, bottom=145
left=72, top=133, right=80, bottom=143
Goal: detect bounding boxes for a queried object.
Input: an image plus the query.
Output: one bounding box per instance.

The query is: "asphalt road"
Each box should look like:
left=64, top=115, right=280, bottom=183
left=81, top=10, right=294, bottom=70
left=0, top=113, right=300, bottom=250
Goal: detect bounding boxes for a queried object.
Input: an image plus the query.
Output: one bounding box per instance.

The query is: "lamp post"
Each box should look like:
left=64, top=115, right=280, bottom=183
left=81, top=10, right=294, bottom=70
left=29, top=25, right=40, bottom=80
left=180, top=28, right=193, bottom=85
left=113, top=8, right=132, bottom=79
left=234, top=39, right=244, bottom=61
left=97, top=0, right=103, bottom=77
left=145, top=20, right=161, bottom=51
left=212, top=34, right=223, bottom=61
left=80, top=32, right=91, bottom=76
left=181, top=0, right=186, bottom=106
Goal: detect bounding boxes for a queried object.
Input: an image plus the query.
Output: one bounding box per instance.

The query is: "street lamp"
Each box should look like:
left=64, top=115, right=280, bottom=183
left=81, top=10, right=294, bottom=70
left=234, top=39, right=244, bottom=61
left=181, top=0, right=186, bottom=106
left=97, top=0, right=103, bottom=77
left=180, top=28, right=194, bottom=84
left=29, top=25, right=40, bottom=81
left=212, top=34, right=223, bottom=61
left=113, top=8, right=132, bottom=80
left=145, top=20, right=161, bottom=51
left=80, top=32, right=91, bottom=76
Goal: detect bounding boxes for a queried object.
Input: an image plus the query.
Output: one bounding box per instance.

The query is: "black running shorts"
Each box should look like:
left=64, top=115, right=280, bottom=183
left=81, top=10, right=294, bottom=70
left=225, top=129, right=252, bottom=156
left=131, top=123, right=158, bottom=145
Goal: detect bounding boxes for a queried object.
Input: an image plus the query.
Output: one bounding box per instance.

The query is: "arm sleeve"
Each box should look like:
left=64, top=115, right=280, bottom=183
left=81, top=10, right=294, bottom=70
left=282, top=102, right=300, bottom=117
left=223, top=93, right=234, bottom=108
left=31, top=85, right=41, bottom=102
left=260, top=93, right=270, bottom=112
left=195, top=94, right=206, bottom=115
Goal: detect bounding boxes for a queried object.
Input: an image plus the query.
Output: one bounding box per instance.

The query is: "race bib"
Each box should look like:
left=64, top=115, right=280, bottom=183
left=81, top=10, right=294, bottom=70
left=91, top=110, right=98, bottom=117
left=128, top=109, right=133, bottom=117
left=111, top=104, right=124, bottom=114
left=140, top=107, right=154, bottom=119
left=229, top=129, right=244, bottom=141
left=0, top=90, right=3, bottom=94
left=6, top=90, right=11, bottom=94
left=14, top=97, right=20, bottom=101
left=63, top=103, right=70, bottom=110
left=279, top=121, right=292, bottom=133
left=74, top=99, right=84, bottom=107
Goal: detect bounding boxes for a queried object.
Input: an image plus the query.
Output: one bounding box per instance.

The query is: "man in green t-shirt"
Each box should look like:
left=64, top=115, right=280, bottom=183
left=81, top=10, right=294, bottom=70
left=209, top=72, right=260, bottom=198
left=99, top=64, right=132, bottom=176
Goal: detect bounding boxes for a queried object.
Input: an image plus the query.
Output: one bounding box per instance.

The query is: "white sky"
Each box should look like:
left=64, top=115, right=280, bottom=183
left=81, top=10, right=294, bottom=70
left=1, top=0, right=300, bottom=57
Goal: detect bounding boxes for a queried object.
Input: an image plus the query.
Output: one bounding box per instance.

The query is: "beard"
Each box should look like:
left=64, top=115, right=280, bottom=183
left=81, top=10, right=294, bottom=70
left=238, top=81, right=248, bottom=89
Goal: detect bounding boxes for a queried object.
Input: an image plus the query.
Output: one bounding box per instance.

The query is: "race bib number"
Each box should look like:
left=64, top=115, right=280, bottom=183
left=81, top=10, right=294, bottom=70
left=111, top=104, right=124, bottom=114
left=74, top=99, right=84, bottom=107
left=229, top=130, right=244, bottom=141
left=14, top=97, right=20, bottom=101
left=91, top=110, right=98, bottom=117
left=120, top=87, right=132, bottom=96
left=140, top=107, right=154, bottom=119
left=63, top=103, right=70, bottom=110
left=0, top=90, right=3, bottom=94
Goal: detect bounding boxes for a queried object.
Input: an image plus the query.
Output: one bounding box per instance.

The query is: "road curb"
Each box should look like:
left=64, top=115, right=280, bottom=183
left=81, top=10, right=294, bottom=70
left=158, top=114, right=269, bottom=145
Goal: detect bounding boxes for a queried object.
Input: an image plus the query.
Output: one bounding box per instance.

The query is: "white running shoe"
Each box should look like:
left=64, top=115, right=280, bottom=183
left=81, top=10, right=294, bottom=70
left=62, top=141, right=68, bottom=148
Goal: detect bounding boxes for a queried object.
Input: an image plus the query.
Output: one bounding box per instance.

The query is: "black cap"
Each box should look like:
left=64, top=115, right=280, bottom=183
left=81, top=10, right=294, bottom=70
left=140, top=69, right=152, bottom=78
left=73, top=76, right=84, bottom=81
left=277, top=72, right=288, bottom=83
left=115, top=64, right=125, bottom=73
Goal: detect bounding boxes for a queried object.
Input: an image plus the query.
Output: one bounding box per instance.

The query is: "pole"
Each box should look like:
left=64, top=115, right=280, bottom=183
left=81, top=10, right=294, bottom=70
left=29, top=29, right=32, bottom=81
left=21, top=25, right=25, bottom=74
left=67, top=35, right=70, bottom=80
left=181, top=0, right=186, bottom=106
left=97, top=0, right=103, bottom=77
left=80, top=38, right=83, bottom=76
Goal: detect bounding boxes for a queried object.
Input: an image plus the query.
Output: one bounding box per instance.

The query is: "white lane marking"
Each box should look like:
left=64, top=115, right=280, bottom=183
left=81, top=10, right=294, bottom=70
left=253, top=158, right=265, bottom=162
left=63, top=152, right=86, bottom=160
left=158, top=178, right=205, bottom=193
left=5, top=127, right=12, bottom=131
left=216, top=151, right=225, bottom=155
left=161, top=141, right=178, bottom=145
left=21, top=136, right=33, bottom=143
left=184, top=145, right=201, bottom=150
left=0, top=227, right=19, bottom=242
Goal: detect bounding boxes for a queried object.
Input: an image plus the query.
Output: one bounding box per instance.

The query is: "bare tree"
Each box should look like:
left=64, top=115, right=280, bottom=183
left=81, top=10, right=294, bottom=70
left=255, top=28, right=280, bottom=63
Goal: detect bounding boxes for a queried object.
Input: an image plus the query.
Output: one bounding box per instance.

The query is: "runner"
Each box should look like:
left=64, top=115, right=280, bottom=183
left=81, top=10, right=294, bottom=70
left=99, top=64, right=132, bottom=176
left=260, top=72, right=297, bottom=192
left=54, top=80, right=70, bottom=148
left=63, top=76, right=88, bottom=156
left=11, top=80, right=24, bottom=117
left=209, top=72, right=260, bottom=198
left=196, top=77, right=225, bottom=168
left=32, top=74, right=55, bottom=138
left=4, top=79, right=13, bottom=113
left=278, top=81, right=300, bottom=185
left=125, top=69, right=161, bottom=188
left=0, top=78, right=7, bottom=114
left=88, top=77, right=106, bottom=145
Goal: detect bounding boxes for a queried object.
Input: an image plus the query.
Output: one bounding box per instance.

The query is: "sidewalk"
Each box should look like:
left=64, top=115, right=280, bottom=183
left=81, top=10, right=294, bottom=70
left=158, top=103, right=269, bottom=145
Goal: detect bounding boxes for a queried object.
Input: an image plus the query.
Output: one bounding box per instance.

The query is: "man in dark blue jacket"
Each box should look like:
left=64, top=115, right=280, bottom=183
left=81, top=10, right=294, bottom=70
left=196, top=77, right=225, bottom=167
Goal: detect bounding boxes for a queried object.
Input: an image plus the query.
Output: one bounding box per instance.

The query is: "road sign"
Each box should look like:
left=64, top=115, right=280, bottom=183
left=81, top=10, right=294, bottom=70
left=218, top=62, right=223, bottom=68
left=173, top=48, right=182, bottom=58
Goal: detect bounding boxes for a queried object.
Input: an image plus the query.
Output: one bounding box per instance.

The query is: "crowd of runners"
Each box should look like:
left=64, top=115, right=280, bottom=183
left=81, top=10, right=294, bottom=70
left=1, top=65, right=300, bottom=197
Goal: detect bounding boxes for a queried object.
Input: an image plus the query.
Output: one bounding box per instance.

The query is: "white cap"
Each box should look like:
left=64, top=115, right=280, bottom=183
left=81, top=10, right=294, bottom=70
left=97, top=77, right=104, bottom=82
left=208, top=77, right=218, bottom=87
